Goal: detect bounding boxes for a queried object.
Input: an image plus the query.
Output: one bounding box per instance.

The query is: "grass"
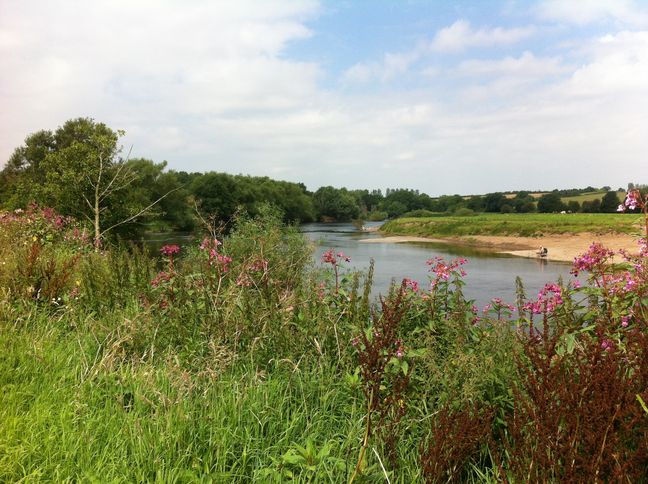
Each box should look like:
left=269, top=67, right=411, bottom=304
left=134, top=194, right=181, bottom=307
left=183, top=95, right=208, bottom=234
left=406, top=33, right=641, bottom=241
left=0, top=313, right=401, bottom=482
left=382, top=212, right=643, bottom=238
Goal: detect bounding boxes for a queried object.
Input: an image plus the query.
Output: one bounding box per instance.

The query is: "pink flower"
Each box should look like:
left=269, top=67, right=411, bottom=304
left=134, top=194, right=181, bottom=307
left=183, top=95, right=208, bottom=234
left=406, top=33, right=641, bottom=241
left=160, top=244, right=181, bottom=256
left=337, top=251, right=351, bottom=262
left=321, top=249, right=337, bottom=265
left=403, top=278, right=419, bottom=292
left=571, top=242, right=614, bottom=276
left=321, top=249, right=350, bottom=265
left=426, top=256, right=468, bottom=282
left=151, top=271, right=171, bottom=287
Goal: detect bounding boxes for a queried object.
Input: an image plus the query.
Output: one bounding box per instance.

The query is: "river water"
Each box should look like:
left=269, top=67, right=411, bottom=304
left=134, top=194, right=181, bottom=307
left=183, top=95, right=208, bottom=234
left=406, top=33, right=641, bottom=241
left=302, top=222, right=576, bottom=307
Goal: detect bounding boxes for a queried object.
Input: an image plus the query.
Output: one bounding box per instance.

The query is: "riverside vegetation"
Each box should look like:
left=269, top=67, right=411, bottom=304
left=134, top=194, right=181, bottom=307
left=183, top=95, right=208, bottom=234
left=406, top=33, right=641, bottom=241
left=1, top=189, right=648, bottom=482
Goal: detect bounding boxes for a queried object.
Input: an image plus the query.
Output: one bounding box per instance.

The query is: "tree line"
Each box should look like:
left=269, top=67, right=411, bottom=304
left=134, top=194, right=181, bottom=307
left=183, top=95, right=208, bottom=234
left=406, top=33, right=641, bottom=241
left=0, top=118, right=636, bottom=242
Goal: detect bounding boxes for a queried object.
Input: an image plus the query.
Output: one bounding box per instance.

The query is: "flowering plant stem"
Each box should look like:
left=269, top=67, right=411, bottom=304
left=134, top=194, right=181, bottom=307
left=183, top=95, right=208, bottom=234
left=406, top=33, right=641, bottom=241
left=349, top=392, right=373, bottom=484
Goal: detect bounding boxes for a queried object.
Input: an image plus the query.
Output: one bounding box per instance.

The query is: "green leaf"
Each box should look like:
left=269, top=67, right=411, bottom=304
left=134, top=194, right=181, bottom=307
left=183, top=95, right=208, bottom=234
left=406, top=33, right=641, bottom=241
left=637, top=394, right=648, bottom=415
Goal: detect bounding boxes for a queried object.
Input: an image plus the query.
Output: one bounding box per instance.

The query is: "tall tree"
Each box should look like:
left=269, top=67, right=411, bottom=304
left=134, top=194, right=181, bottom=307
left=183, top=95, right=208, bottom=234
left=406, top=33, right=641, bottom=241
left=600, top=191, right=621, bottom=213
left=4, top=118, right=174, bottom=243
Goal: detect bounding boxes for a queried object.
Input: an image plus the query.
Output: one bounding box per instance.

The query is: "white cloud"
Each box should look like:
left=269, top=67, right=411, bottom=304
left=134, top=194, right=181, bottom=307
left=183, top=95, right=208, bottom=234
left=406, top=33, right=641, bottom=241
left=430, top=20, right=536, bottom=52
left=456, top=51, right=568, bottom=78
left=536, top=0, right=648, bottom=27
left=0, top=0, right=320, bottom=166
left=342, top=51, right=419, bottom=83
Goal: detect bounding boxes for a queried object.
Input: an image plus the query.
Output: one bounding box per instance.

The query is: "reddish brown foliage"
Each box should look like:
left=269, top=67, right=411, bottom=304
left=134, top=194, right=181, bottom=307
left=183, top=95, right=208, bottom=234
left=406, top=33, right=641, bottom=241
left=503, top=318, right=648, bottom=482
left=420, top=403, right=494, bottom=483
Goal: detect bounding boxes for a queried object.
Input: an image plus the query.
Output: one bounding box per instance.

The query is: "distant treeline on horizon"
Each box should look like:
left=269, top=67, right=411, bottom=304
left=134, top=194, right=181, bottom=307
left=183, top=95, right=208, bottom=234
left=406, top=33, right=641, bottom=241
left=0, top=118, right=643, bottom=239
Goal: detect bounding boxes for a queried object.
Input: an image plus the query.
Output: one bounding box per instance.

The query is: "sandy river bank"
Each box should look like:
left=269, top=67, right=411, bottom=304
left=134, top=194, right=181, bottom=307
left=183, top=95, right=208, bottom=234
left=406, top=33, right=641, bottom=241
left=359, top=232, right=642, bottom=263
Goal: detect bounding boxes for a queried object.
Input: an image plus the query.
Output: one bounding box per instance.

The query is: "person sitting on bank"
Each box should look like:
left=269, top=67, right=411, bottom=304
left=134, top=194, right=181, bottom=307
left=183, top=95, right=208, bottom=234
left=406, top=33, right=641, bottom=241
left=537, top=246, right=548, bottom=257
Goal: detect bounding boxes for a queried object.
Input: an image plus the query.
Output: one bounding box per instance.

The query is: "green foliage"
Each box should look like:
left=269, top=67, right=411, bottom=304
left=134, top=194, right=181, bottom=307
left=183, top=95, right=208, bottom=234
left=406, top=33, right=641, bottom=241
left=401, top=209, right=439, bottom=218
left=313, top=186, right=360, bottom=221
left=600, top=190, right=621, bottom=213
left=537, top=192, right=566, bottom=213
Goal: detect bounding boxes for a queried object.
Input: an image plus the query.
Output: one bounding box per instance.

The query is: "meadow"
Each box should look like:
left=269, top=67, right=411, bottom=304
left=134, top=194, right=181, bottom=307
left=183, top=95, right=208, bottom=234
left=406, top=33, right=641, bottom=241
left=560, top=190, right=626, bottom=203
left=1, top=197, right=648, bottom=482
left=382, top=212, right=643, bottom=238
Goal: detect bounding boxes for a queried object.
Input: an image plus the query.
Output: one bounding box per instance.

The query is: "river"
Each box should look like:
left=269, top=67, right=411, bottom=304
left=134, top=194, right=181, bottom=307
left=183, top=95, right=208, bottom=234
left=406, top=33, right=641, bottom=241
left=302, top=222, right=576, bottom=308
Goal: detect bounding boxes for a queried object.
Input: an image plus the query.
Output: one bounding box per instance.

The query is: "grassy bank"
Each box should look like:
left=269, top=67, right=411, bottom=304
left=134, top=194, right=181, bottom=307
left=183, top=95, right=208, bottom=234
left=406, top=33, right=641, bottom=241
left=2, top=205, right=648, bottom=481
left=381, top=213, right=642, bottom=238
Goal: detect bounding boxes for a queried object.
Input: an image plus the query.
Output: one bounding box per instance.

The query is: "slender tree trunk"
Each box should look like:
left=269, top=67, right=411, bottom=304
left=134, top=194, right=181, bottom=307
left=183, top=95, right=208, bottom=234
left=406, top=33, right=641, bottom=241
left=94, top=175, right=100, bottom=247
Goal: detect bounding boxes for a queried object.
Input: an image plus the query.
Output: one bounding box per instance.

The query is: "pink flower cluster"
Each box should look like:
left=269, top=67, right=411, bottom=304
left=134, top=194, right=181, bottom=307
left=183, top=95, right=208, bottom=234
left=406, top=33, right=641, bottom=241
left=160, top=244, right=181, bottom=257
left=321, top=249, right=351, bottom=266
left=600, top=338, right=614, bottom=352
left=483, top=297, right=516, bottom=314
left=63, top=227, right=90, bottom=245
left=40, top=206, right=68, bottom=228
left=0, top=205, right=72, bottom=232
left=151, top=270, right=172, bottom=287
left=426, top=256, right=467, bottom=285
left=403, top=278, right=419, bottom=292
left=617, top=189, right=645, bottom=212
left=249, top=258, right=269, bottom=274
left=199, top=238, right=232, bottom=272
left=571, top=242, right=615, bottom=276
left=523, top=283, right=565, bottom=314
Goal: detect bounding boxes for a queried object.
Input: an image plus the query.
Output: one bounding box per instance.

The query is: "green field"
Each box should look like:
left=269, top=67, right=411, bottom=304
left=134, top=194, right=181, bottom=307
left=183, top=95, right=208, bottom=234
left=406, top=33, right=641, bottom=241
left=382, top=213, right=642, bottom=238
left=561, top=190, right=626, bottom=203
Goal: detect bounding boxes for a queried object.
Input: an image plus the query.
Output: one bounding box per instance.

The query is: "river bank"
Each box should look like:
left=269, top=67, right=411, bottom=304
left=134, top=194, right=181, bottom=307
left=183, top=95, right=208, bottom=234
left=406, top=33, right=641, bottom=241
left=359, top=232, right=641, bottom=263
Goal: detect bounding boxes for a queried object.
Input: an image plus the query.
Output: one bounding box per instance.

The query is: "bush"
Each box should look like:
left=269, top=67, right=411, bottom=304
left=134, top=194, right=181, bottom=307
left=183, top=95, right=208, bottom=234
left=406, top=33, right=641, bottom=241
left=400, top=209, right=438, bottom=218
left=454, top=207, right=475, bottom=217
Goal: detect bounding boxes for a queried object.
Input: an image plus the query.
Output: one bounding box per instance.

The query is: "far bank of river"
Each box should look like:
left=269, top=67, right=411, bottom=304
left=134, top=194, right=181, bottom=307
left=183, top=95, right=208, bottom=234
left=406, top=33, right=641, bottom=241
left=302, top=222, right=580, bottom=308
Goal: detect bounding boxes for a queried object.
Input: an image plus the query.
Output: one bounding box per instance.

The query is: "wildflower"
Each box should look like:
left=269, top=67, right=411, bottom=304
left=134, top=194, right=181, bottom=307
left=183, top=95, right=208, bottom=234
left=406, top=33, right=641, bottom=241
left=571, top=242, right=614, bottom=276
left=403, top=278, right=419, bottom=292
left=337, top=251, right=351, bottom=262
left=160, top=244, right=181, bottom=257
left=235, top=272, right=252, bottom=287
left=426, top=256, right=467, bottom=281
left=151, top=271, right=171, bottom=287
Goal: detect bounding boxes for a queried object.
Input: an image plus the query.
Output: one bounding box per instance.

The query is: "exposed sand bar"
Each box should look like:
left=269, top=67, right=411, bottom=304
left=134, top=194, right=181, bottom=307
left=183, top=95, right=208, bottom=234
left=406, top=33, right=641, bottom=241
left=359, top=232, right=642, bottom=263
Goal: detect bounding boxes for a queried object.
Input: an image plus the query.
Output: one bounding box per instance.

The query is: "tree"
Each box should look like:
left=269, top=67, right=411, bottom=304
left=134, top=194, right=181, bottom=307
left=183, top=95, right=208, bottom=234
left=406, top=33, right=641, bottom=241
left=537, top=193, right=566, bottom=213
left=567, top=200, right=581, bottom=213
left=313, top=186, right=360, bottom=221
left=484, top=192, right=507, bottom=213
left=582, top=199, right=601, bottom=213
left=4, top=118, right=176, bottom=244
left=600, top=191, right=621, bottom=213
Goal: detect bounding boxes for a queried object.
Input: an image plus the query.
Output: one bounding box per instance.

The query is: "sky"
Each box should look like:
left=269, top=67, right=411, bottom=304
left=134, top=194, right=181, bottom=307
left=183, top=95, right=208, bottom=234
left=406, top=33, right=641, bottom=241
left=1, top=0, right=647, bottom=196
